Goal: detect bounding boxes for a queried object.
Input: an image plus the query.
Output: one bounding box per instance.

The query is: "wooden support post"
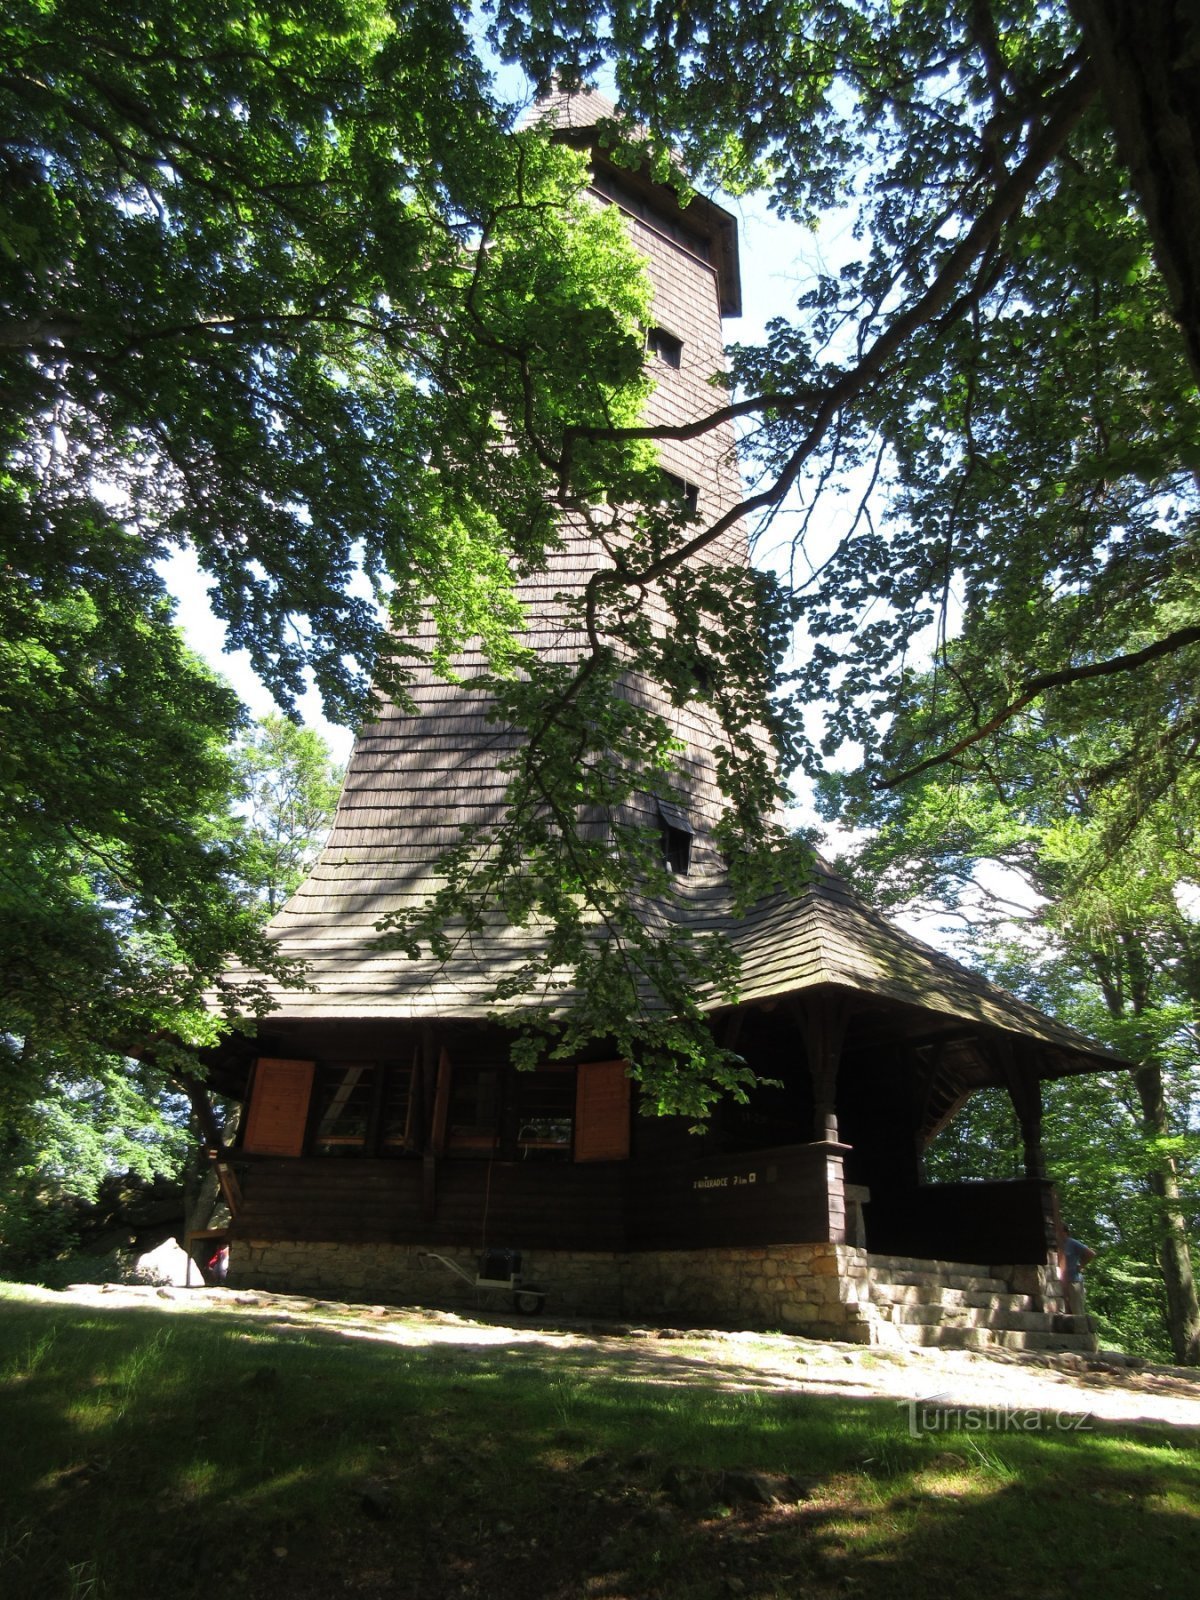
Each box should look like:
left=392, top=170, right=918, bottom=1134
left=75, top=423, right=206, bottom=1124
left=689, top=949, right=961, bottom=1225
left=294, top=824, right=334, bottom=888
left=420, top=1025, right=438, bottom=1148
left=795, top=994, right=853, bottom=1244
left=797, top=994, right=850, bottom=1144
left=407, top=1037, right=424, bottom=1152
left=1020, top=1088, right=1046, bottom=1181
left=910, top=1043, right=940, bottom=1177
left=423, top=1039, right=453, bottom=1222
left=987, top=1034, right=1047, bottom=1180
left=1012, top=1051, right=1046, bottom=1182
left=430, top=1045, right=452, bottom=1155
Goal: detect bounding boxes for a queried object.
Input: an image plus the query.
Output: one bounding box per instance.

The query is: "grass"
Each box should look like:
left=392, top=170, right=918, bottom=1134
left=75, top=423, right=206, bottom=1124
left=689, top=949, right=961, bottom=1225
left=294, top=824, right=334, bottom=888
left=0, top=1284, right=1197, bottom=1600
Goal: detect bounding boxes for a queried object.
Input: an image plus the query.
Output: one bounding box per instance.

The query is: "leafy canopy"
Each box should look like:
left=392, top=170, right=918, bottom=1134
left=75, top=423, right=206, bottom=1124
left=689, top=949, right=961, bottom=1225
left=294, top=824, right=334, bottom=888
left=232, top=715, right=345, bottom=916
left=11, top=1, right=1200, bottom=1107
left=823, top=637, right=1200, bottom=1362
left=3, top=0, right=665, bottom=718
left=0, top=549, right=291, bottom=1073
left=489, top=0, right=1200, bottom=838
left=6, top=1, right=805, bottom=1101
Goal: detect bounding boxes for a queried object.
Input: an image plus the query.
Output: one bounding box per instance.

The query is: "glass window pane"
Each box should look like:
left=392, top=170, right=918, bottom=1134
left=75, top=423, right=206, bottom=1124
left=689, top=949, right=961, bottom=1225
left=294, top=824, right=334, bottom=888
left=447, top=1066, right=502, bottom=1152
left=312, top=1063, right=375, bottom=1156
left=512, top=1070, right=574, bottom=1159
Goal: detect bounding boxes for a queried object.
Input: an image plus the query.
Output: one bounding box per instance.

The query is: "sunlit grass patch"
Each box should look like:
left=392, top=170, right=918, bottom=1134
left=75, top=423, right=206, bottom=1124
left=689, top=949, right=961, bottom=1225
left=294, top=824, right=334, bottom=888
left=0, top=1289, right=1196, bottom=1600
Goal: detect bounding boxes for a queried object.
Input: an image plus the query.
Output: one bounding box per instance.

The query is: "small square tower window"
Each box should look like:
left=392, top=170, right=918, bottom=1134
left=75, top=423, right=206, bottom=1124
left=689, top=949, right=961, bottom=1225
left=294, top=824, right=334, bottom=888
left=648, top=326, right=683, bottom=368
left=660, top=470, right=699, bottom=516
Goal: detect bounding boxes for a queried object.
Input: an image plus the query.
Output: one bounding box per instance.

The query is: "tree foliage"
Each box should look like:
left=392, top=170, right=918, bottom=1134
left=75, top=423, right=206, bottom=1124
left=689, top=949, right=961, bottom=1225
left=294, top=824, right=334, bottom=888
left=0, top=561, right=291, bottom=1080
left=824, top=659, right=1200, bottom=1361
left=489, top=0, right=1200, bottom=835
left=2, top=0, right=674, bottom=712
left=0, top=594, right=269, bottom=1261
left=4, top=0, right=812, bottom=1107
left=0, top=711, right=341, bottom=1280
left=0, top=1051, right=190, bottom=1279
left=8, top=1, right=1200, bottom=1112
left=233, top=715, right=344, bottom=915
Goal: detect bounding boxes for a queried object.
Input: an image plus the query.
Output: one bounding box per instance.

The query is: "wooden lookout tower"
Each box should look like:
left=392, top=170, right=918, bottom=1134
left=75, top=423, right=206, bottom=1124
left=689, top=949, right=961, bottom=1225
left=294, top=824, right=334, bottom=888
left=207, top=93, right=1117, bottom=1350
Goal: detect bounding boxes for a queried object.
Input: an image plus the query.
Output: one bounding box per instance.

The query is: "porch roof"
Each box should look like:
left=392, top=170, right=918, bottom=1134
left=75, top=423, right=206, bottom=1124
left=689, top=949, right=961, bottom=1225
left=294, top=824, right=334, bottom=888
left=237, top=855, right=1120, bottom=1077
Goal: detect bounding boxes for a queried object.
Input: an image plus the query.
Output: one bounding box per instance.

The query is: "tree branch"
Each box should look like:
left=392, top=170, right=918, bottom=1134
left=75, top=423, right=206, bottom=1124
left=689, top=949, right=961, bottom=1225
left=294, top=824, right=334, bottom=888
left=881, top=624, right=1200, bottom=788
left=578, top=59, right=1097, bottom=637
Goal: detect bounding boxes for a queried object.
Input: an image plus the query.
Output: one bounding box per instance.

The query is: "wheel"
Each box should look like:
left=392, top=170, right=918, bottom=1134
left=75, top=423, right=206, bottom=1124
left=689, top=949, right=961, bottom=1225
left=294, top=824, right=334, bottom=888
left=512, top=1289, right=545, bottom=1315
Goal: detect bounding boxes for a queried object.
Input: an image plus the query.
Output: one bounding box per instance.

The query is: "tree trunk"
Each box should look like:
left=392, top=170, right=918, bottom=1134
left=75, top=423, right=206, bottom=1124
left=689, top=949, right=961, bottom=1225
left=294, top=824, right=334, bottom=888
left=1072, top=0, right=1200, bottom=385
left=180, top=1079, right=241, bottom=1245
left=1134, top=1062, right=1200, bottom=1364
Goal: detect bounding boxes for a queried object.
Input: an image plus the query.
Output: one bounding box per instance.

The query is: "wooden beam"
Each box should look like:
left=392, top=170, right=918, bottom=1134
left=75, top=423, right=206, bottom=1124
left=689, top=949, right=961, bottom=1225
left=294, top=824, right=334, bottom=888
left=429, top=1043, right=452, bottom=1156
left=983, top=1033, right=1047, bottom=1180
left=910, top=1042, right=972, bottom=1153
left=214, top=1160, right=242, bottom=1219
left=795, top=993, right=851, bottom=1144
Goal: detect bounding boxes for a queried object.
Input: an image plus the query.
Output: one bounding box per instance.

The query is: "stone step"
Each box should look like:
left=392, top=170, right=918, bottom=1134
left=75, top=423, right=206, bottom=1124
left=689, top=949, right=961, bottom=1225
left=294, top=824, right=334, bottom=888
left=1049, top=1313, right=1096, bottom=1336
left=898, top=1324, right=1098, bottom=1353
left=867, top=1269, right=1011, bottom=1294
left=884, top=1304, right=1059, bottom=1331
left=868, top=1283, right=1034, bottom=1313
left=899, top=1325, right=994, bottom=1350
left=865, top=1253, right=996, bottom=1278
left=991, top=1328, right=1100, bottom=1353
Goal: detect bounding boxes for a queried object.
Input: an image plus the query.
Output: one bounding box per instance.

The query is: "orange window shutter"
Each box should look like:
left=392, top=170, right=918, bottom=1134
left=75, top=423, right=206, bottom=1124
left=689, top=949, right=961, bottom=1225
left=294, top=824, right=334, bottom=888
left=242, top=1058, right=316, bottom=1156
left=574, top=1060, right=631, bottom=1162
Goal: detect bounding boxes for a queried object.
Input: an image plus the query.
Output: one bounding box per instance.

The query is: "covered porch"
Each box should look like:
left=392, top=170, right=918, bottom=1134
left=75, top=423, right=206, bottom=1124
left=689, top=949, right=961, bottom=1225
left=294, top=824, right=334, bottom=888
left=712, top=983, right=1106, bottom=1277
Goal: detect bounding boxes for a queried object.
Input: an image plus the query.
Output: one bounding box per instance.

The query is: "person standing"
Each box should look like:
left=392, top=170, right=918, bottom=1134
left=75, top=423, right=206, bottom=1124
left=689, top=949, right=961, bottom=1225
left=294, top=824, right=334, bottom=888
left=1062, top=1234, right=1096, bottom=1317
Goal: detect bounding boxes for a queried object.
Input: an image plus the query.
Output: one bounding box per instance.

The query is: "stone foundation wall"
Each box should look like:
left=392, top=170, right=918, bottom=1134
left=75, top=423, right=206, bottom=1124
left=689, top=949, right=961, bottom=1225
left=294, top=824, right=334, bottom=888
left=229, top=1238, right=876, bottom=1340
left=995, top=1260, right=1067, bottom=1313
left=620, top=1244, right=874, bottom=1340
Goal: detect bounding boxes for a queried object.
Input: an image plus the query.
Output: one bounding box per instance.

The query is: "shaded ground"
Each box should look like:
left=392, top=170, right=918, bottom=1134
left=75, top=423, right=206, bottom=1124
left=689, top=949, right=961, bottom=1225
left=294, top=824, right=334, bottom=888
left=36, top=1279, right=1200, bottom=1428
left=1, top=1282, right=1197, bottom=1600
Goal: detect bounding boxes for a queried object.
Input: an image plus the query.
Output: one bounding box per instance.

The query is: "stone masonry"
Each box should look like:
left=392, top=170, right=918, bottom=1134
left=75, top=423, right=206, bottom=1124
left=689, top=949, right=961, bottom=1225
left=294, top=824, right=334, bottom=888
left=229, top=1238, right=1096, bottom=1352
left=230, top=1238, right=879, bottom=1341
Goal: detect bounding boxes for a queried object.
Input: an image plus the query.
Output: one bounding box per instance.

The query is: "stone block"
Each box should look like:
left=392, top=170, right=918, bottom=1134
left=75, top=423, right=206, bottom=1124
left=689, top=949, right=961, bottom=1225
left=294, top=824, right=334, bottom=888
left=780, top=1301, right=821, bottom=1325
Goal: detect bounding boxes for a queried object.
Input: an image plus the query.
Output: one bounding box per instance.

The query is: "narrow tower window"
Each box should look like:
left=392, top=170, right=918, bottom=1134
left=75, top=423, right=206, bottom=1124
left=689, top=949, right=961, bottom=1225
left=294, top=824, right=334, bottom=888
left=657, top=798, right=695, bottom=875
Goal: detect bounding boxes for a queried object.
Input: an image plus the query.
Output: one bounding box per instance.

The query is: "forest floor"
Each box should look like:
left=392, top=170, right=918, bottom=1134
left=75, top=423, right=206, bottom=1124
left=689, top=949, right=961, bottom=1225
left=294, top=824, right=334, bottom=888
left=1, top=1282, right=1198, bottom=1600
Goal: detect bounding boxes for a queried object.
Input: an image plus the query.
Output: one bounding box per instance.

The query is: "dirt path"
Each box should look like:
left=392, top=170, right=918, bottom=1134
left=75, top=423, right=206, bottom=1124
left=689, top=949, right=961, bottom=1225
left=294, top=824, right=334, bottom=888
left=24, top=1281, right=1200, bottom=1433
